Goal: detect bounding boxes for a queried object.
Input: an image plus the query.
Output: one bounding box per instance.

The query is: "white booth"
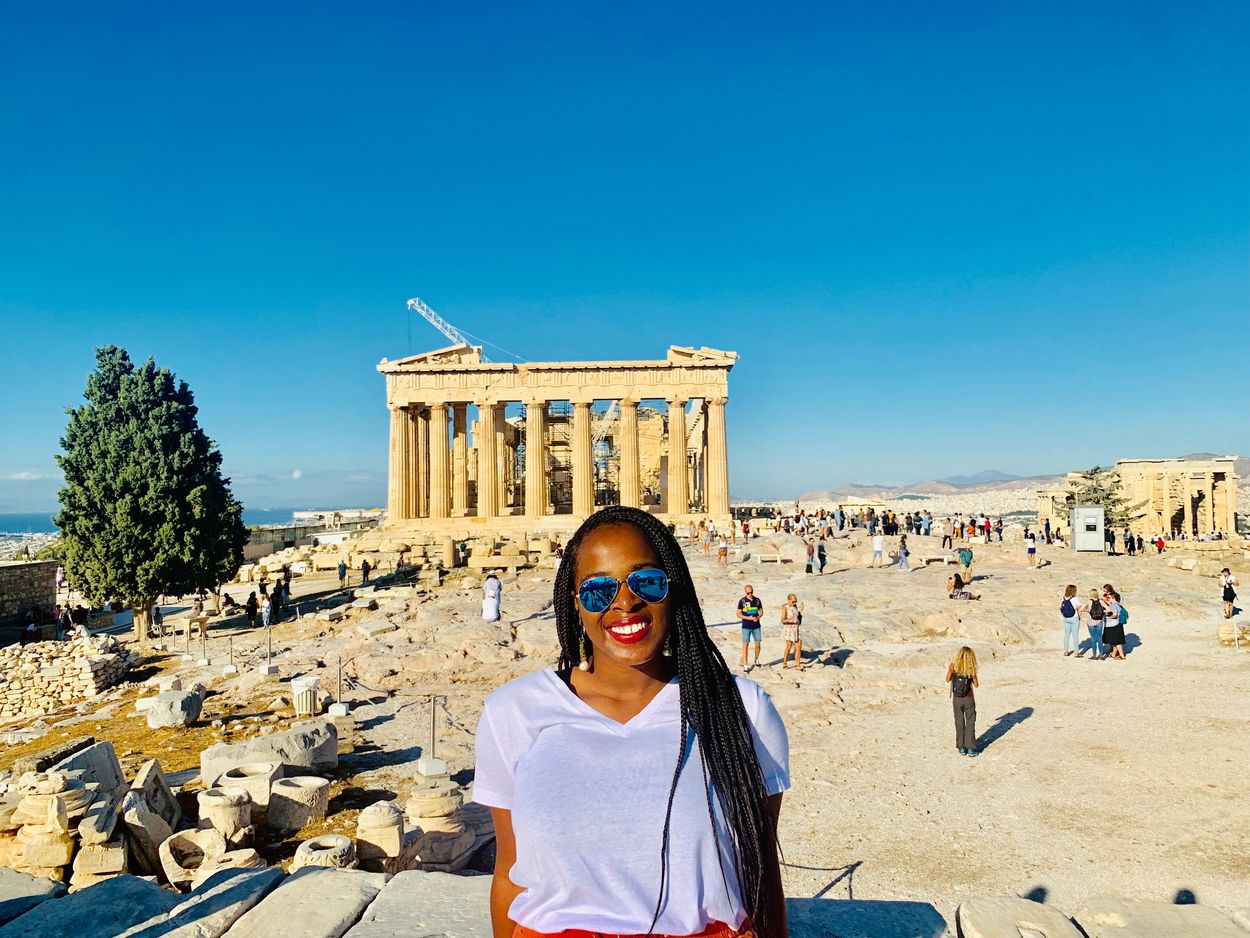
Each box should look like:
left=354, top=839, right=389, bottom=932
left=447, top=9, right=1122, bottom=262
left=1070, top=504, right=1105, bottom=552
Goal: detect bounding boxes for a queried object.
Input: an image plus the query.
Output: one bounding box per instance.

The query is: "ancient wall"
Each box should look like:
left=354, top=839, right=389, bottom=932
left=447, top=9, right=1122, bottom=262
left=0, top=561, right=58, bottom=628
left=0, top=638, right=135, bottom=720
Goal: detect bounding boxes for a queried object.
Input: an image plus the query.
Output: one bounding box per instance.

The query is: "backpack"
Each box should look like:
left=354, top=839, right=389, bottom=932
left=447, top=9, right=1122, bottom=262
left=951, top=673, right=972, bottom=698
left=1117, top=606, right=1129, bottom=626
left=1060, top=597, right=1075, bottom=618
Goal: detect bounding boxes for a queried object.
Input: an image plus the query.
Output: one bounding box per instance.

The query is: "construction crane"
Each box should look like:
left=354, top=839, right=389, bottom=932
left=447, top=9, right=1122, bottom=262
left=406, top=297, right=491, bottom=362
left=591, top=401, right=619, bottom=449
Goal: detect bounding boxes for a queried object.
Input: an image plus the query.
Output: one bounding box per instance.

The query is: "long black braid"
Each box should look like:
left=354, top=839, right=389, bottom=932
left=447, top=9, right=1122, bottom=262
left=554, top=506, right=783, bottom=936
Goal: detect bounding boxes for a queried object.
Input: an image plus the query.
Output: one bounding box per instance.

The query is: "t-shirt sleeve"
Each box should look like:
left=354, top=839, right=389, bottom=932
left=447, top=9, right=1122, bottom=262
left=472, top=700, right=515, bottom=809
left=743, top=681, right=790, bottom=796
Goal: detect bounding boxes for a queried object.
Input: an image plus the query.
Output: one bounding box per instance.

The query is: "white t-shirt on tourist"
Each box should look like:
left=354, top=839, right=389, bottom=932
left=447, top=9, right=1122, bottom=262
left=873, top=535, right=884, bottom=551
left=474, top=669, right=790, bottom=934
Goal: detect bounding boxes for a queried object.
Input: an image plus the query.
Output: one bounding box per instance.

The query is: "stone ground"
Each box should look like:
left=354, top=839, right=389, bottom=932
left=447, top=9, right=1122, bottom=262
left=3, top=532, right=1248, bottom=931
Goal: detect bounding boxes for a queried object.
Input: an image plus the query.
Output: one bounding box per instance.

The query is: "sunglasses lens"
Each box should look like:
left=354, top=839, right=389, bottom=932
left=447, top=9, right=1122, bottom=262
left=578, top=576, right=619, bottom=613
left=627, top=568, right=669, bottom=604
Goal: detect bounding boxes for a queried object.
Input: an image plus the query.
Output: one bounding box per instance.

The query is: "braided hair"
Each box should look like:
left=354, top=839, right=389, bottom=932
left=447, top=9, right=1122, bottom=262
left=554, top=506, right=783, bottom=936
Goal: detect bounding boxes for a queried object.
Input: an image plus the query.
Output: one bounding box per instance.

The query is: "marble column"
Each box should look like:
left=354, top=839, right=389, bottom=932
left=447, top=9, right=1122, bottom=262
left=666, top=398, right=688, bottom=516
left=387, top=405, right=403, bottom=521
left=477, top=402, right=499, bottom=518
left=412, top=407, right=427, bottom=518
left=428, top=403, right=450, bottom=519
left=452, top=404, right=469, bottom=517
left=494, top=406, right=509, bottom=514
left=418, top=408, right=430, bottom=518
left=396, top=406, right=413, bottom=519
left=1182, top=475, right=1193, bottom=536
left=706, top=397, right=730, bottom=517
left=618, top=399, right=640, bottom=508
left=525, top=401, right=547, bottom=518
left=572, top=401, right=594, bottom=517
left=1206, top=473, right=1217, bottom=533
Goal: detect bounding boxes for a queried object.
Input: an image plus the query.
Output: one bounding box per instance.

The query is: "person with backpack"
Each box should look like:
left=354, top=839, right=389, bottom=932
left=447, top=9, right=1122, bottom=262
left=1060, top=584, right=1081, bottom=656
left=897, top=534, right=910, bottom=571
left=945, top=646, right=980, bottom=756
left=780, top=593, right=803, bottom=671
left=337, top=559, right=348, bottom=589
left=1076, top=588, right=1105, bottom=659
left=1101, top=586, right=1127, bottom=660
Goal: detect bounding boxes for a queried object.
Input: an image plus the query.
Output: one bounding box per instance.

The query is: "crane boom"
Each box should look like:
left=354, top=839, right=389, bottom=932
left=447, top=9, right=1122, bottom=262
left=592, top=401, right=619, bottom=448
left=406, top=297, right=491, bottom=363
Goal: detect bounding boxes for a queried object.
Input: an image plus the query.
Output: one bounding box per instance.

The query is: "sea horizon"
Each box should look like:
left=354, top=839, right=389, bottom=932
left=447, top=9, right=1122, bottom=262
left=0, top=507, right=371, bottom=536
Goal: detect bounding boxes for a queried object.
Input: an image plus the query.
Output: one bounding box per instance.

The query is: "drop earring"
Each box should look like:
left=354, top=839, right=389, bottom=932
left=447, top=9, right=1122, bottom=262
left=662, top=633, right=673, bottom=656
left=578, top=628, right=592, bottom=671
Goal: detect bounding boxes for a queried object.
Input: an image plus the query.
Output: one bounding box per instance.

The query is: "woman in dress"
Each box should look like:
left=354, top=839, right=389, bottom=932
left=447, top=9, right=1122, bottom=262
left=482, top=572, right=503, bottom=623
left=476, top=506, right=789, bottom=938
left=780, top=593, right=803, bottom=671
left=946, top=573, right=980, bottom=600
left=1219, top=568, right=1238, bottom=619
left=1100, top=585, right=1126, bottom=660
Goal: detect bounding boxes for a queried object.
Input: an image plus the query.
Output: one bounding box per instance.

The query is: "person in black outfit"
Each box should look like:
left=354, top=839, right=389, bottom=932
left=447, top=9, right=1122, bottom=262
left=245, top=592, right=259, bottom=629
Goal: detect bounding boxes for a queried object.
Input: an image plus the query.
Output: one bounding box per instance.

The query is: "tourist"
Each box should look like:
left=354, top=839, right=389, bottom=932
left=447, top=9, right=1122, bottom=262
left=1124, top=528, right=1135, bottom=556
left=1104, top=528, right=1116, bottom=556
left=1135, top=534, right=1144, bottom=556
left=742, top=518, right=751, bottom=540
left=1043, top=518, right=1052, bottom=544
left=957, top=545, right=973, bottom=582
left=258, top=573, right=269, bottom=597
left=1025, top=529, right=1037, bottom=566
left=1155, top=536, right=1165, bottom=554
left=1101, top=587, right=1127, bottom=660
left=897, top=534, right=910, bottom=571
left=1060, top=584, right=1081, bottom=656
left=982, top=515, right=991, bottom=540
left=737, top=584, right=764, bottom=671
left=995, top=518, right=1004, bottom=541
left=699, top=522, right=711, bottom=557
left=22, top=620, right=38, bottom=645
left=805, top=539, right=816, bottom=574
left=270, top=585, right=283, bottom=623
left=870, top=531, right=885, bottom=568
left=474, top=506, right=789, bottom=938
left=72, top=618, right=92, bottom=640
left=716, top=532, right=729, bottom=570
left=816, top=541, right=827, bottom=574
left=1076, top=589, right=1104, bottom=660
left=361, top=558, right=372, bottom=584
left=260, top=593, right=272, bottom=628
left=945, top=646, right=980, bottom=757
left=947, top=573, right=980, bottom=600
left=1219, top=568, right=1238, bottom=620
left=780, top=593, right=803, bottom=671
left=482, top=572, right=502, bottom=622
left=245, top=592, right=258, bottom=629
left=922, top=511, right=933, bottom=536
left=337, top=559, right=348, bottom=589
left=941, top=518, right=954, bottom=549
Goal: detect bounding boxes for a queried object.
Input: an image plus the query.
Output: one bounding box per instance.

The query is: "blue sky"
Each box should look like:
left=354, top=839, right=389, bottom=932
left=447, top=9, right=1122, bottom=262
left=1, top=1, right=1247, bottom=511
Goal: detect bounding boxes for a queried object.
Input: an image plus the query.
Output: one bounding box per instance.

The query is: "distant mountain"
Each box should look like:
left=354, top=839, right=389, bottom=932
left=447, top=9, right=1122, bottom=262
left=940, top=469, right=1021, bottom=486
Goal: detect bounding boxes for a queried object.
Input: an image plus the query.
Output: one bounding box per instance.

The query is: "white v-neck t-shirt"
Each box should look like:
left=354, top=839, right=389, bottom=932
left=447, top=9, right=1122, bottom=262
left=473, top=668, right=790, bottom=934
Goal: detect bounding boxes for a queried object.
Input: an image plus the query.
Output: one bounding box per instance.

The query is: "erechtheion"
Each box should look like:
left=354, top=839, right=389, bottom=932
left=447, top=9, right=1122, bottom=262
left=377, top=344, right=737, bottom=536
left=1037, top=456, right=1239, bottom=538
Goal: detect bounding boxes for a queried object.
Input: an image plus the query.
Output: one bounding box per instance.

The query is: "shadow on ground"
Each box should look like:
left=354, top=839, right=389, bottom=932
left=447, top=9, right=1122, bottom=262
left=787, top=897, right=948, bottom=938
left=978, top=706, right=1034, bottom=750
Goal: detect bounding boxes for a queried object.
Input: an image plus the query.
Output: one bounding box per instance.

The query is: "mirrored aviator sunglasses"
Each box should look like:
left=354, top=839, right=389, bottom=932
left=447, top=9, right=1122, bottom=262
left=577, top=568, right=670, bottom=613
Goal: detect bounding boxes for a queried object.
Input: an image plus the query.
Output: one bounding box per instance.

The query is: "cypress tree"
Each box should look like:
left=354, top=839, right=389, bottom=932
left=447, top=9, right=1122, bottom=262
left=55, top=346, right=247, bottom=644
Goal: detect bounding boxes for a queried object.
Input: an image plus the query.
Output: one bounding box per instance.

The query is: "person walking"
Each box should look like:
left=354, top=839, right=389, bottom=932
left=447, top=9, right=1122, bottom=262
left=737, top=585, right=764, bottom=671
left=995, top=518, right=1004, bottom=541
left=805, top=539, right=816, bottom=575
left=957, top=545, right=973, bottom=582
left=260, top=593, right=272, bottom=628
left=816, top=541, right=827, bottom=575
left=1101, top=586, right=1127, bottom=660
left=1076, top=588, right=1105, bottom=659
left=780, top=593, right=803, bottom=671
left=946, top=646, right=980, bottom=756
left=716, top=533, right=729, bottom=570
left=941, top=518, right=953, bottom=549
left=337, top=559, right=348, bottom=589
left=245, top=592, right=258, bottom=629
left=361, top=558, right=372, bottom=584
left=1219, top=568, right=1238, bottom=619
left=1060, top=585, right=1081, bottom=656
left=482, top=572, right=502, bottom=622
left=897, top=534, right=910, bottom=571
left=870, top=531, right=885, bottom=568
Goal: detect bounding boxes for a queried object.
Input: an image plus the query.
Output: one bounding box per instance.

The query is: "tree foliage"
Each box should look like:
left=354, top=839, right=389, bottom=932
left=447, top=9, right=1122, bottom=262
left=55, top=346, right=247, bottom=641
left=1064, top=465, right=1143, bottom=529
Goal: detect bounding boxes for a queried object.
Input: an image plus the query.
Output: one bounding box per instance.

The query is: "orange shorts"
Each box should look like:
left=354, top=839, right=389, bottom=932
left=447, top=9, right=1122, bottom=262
left=514, top=921, right=753, bottom=938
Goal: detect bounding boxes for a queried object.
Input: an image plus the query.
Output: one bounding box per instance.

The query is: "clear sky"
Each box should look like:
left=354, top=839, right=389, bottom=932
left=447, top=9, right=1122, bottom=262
left=2, top=1, right=1247, bottom=512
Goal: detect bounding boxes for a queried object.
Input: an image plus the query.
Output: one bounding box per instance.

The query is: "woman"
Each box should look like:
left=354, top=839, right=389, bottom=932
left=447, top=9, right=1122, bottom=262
left=245, top=592, right=258, bottom=629
left=780, top=594, right=803, bottom=671
left=1060, top=585, right=1080, bottom=657
left=260, top=593, right=272, bottom=628
left=897, top=535, right=910, bottom=571
left=946, top=573, right=980, bottom=600
left=482, top=572, right=503, bottom=623
left=1219, top=568, right=1238, bottom=619
left=475, top=506, right=789, bottom=938
left=1100, top=585, right=1126, bottom=660
left=1076, top=588, right=1104, bottom=659
left=945, top=646, right=980, bottom=756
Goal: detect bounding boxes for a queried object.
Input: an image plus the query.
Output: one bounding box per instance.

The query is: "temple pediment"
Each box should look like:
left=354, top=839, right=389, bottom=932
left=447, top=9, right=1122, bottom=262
left=379, top=344, right=484, bottom=370
left=667, top=346, right=738, bottom=365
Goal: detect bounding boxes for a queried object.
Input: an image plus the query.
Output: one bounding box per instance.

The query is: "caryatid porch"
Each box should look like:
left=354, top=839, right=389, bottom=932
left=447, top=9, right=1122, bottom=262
left=377, top=344, right=737, bottom=533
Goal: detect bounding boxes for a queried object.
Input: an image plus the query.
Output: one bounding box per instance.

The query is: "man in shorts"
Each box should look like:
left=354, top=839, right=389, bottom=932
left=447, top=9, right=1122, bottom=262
left=737, top=585, right=764, bottom=670
left=871, top=531, right=885, bottom=567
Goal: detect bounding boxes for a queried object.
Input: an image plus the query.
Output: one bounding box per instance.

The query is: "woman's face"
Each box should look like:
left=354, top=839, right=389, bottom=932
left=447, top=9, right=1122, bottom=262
left=573, top=524, right=672, bottom=671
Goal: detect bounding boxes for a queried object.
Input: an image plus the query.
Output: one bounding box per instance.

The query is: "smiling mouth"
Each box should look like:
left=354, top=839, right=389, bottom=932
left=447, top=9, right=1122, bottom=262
left=606, top=615, right=652, bottom=645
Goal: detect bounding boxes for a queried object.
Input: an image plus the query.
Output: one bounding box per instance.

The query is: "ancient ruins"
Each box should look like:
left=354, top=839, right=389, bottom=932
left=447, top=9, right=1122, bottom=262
left=1037, top=456, right=1239, bottom=538
left=376, top=343, right=737, bottom=535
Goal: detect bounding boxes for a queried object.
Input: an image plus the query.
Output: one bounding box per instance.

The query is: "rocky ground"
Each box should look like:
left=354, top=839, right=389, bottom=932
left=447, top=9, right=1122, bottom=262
left=1, top=531, right=1247, bottom=927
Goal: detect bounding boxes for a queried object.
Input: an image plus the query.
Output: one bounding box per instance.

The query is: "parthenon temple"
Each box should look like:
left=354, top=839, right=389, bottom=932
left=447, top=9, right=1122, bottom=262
left=377, top=344, right=737, bottom=535
left=1037, top=456, right=1239, bottom=538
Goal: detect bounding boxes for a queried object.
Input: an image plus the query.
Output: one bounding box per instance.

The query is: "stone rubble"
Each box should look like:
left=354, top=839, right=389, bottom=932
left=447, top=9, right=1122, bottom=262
left=0, top=638, right=136, bottom=721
